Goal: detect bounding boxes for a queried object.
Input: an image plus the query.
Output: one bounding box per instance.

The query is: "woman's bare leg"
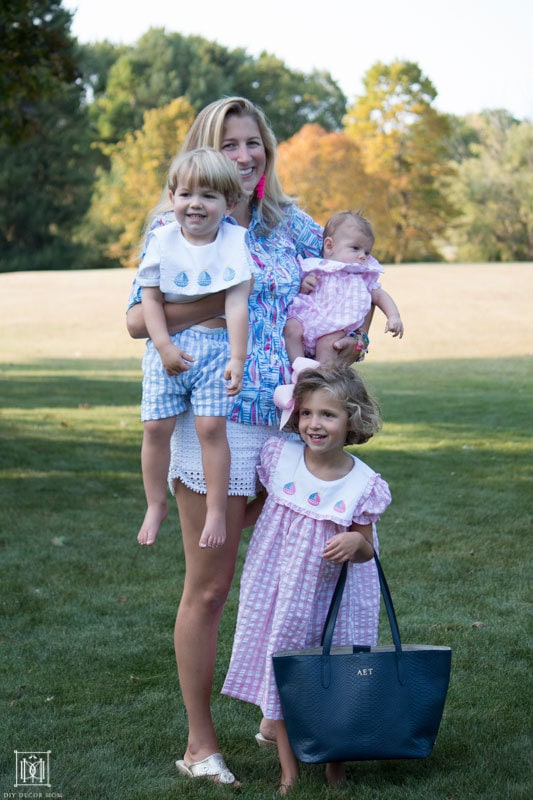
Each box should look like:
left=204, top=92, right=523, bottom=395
left=173, top=482, right=246, bottom=763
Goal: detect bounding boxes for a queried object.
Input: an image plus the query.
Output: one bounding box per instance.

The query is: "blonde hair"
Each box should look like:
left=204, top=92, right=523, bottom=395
left=323, top=210, right=375, bottom=251
left=288, top=365, right=382, bottom=445
left=167, top=147, right=242, bottom=206
left=148, top=96, right=293, bottom=234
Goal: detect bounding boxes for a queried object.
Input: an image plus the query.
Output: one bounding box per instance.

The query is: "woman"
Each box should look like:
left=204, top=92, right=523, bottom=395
left=126, top=97, right=369, bottom=786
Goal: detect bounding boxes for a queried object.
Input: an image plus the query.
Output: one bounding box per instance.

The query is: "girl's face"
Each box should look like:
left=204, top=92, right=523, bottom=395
left=169, top=182, right=230, bottom=245
left=220, top=114, right=267, bottom=197
left=324, top=221, right=373, bottom=264
left=298, top=389, right=350, bottom=455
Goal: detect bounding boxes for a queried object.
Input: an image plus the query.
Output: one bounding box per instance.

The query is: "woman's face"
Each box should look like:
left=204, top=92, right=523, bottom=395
left=220, top=114, right=267, bottom=197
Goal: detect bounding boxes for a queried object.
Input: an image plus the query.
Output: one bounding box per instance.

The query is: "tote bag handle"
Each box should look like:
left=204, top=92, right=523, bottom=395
left=320, top=554, right=406, bottom=684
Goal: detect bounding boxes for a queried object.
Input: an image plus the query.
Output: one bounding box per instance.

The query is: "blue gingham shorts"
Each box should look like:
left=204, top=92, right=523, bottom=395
left=141, top=326, right=232, bottom=421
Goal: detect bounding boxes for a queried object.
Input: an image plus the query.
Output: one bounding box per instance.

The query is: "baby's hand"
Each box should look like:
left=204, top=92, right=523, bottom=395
left=160, top=343, right=194, bottom=375
left=385, top=314, right=404, bottom=338
left=300, top=272, right=318, bottom=294
left=225, top=357, right=244, bottom=396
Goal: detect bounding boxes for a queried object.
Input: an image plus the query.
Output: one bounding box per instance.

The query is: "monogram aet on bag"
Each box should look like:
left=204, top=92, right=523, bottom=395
left=272, top=553, right=452, bottom=764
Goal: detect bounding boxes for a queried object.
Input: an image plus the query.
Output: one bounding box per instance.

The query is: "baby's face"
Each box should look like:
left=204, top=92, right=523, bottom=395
left=325, top=222, right=373, bottom=264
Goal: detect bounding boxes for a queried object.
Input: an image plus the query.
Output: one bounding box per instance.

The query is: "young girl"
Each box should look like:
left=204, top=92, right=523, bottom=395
left=222, top=363, right=392, bottom=792
left=284, top=210, right=404, bottom=364
left=136, top=147, right=253, bottom=549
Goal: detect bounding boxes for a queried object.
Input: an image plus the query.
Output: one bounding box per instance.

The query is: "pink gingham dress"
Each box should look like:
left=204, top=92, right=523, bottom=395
left=222, top=437, right=391, bottom=719
left=287, top=255, right=383, bottom=356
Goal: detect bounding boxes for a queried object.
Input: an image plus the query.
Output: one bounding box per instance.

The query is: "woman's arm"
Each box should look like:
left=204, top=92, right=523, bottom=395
left=126, top=290, right=227, bottom=339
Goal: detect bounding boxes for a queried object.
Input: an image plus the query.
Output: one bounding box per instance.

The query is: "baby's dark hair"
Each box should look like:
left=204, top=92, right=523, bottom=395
left=287, top=364, right=382, bottom=445
left=167, top=147, right=242, bottom=206
left=322, top=210, right=375, bottom=253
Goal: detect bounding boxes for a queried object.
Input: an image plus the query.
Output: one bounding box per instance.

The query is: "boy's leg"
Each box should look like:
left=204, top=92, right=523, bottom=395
left=138, top=416, right=177, bottom=545
left=194, top=415, right=230, bottom=549
left=284, top=318, right=305, bottom=364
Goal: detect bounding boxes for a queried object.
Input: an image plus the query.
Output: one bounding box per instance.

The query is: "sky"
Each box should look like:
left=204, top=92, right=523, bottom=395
left=63, top=0, right=532, bottom=122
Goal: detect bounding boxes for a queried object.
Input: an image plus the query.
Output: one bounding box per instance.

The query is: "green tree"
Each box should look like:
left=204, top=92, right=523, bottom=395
left=0, top=0, right=79, bottom=143
left=344, top=60, right=456, bottom=262
left=0, top=88, right=94, bottom=271
left=85, top=29, right=347, bottom=146
left=234, top=54, right=347, bottom=141
left=83, top=98, right=195, bottom=268
left=446, top=112, right=533, bottom=261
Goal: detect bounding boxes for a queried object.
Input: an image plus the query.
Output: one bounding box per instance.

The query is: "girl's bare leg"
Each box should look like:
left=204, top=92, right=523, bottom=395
left=194, top=416, right=230, bottom=549
left=274, top=720, right=300, bottom=792
left=314, top=330, right=346, bottom=364
left=284, top=318, right=305, bottom=364
left=174, top=482, right=246, bottom=764
left=138, top=417, right=176, bottom=545
left=325, top=761, right=347, bottom=786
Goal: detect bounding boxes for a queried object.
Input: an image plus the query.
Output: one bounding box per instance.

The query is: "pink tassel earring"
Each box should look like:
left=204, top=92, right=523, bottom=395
left=256, top=173, right=266, bottom=199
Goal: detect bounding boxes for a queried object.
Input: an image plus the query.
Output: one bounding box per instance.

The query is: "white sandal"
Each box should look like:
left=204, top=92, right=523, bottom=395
left=175, top=752, right=240, bottom=787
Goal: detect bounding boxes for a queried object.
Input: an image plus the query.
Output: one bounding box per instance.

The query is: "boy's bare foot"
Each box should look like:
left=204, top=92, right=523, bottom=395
left=137, top=503, right=168, bottom=546
left=199, top=512, right=226, bottom=549
left=325, top=762, right=346, bottom=787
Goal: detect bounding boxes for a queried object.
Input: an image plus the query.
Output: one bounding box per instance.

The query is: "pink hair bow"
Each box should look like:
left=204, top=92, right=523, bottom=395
left=273, top=357, right=320, bottom=430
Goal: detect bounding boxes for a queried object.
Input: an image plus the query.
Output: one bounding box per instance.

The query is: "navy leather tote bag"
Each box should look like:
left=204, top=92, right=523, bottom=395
left=272, top=553, right=452, bottom=763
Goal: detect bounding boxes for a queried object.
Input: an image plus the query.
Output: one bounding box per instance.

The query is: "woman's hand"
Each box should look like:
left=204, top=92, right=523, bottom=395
left=332, top=333, right=367, bottom=365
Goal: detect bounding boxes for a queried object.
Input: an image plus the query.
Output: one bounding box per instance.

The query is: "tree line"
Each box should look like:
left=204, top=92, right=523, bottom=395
left=1, top=0, right=531, bottom=271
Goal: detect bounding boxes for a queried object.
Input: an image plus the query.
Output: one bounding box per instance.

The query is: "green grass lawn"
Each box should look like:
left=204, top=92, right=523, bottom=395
left=0, top=355, right=531, bottom=799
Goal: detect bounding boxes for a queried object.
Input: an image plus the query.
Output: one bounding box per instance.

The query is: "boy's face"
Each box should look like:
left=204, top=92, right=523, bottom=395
left=323, top=221, right=374, bottom=265
left=169, top=182, right=229, bottom=245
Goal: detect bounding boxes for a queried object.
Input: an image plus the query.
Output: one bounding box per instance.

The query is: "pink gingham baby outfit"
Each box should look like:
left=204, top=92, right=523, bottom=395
left=222, top=436, right=391, bottom=719
left=287, top=255, right=383, bottom=356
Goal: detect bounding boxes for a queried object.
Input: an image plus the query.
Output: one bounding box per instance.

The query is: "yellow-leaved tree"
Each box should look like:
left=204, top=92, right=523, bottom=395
left=344, top=61, right=456, bottom=262
left=83, top=97, right=195, bottom=267
left=276, top=124, right=388, bottom=238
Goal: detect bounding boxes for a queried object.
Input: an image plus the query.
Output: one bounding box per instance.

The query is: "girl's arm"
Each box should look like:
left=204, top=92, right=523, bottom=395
left=126, top=290, right=227, bottom=339
left=322, top=522, right=374, bottom=564
left=371, top=287, right=404, bottom=338
left=223, top=278, right=253, bottom=395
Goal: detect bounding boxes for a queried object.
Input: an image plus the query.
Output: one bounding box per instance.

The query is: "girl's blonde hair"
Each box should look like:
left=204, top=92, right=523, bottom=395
left=288, top=365, right=382, bottom=445
left=148, top=96, right=293, bottom=233
left=167, top=147, right=242, bottom=207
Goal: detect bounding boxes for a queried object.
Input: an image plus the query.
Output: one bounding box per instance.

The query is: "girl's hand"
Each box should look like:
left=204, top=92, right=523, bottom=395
left=322, top=527, right=373, bottom=564
left=300, top=272, right=318, bottom=294
left=160, top=343, right=194, bottom=375
left=385, top=314, right=404, bottom=338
